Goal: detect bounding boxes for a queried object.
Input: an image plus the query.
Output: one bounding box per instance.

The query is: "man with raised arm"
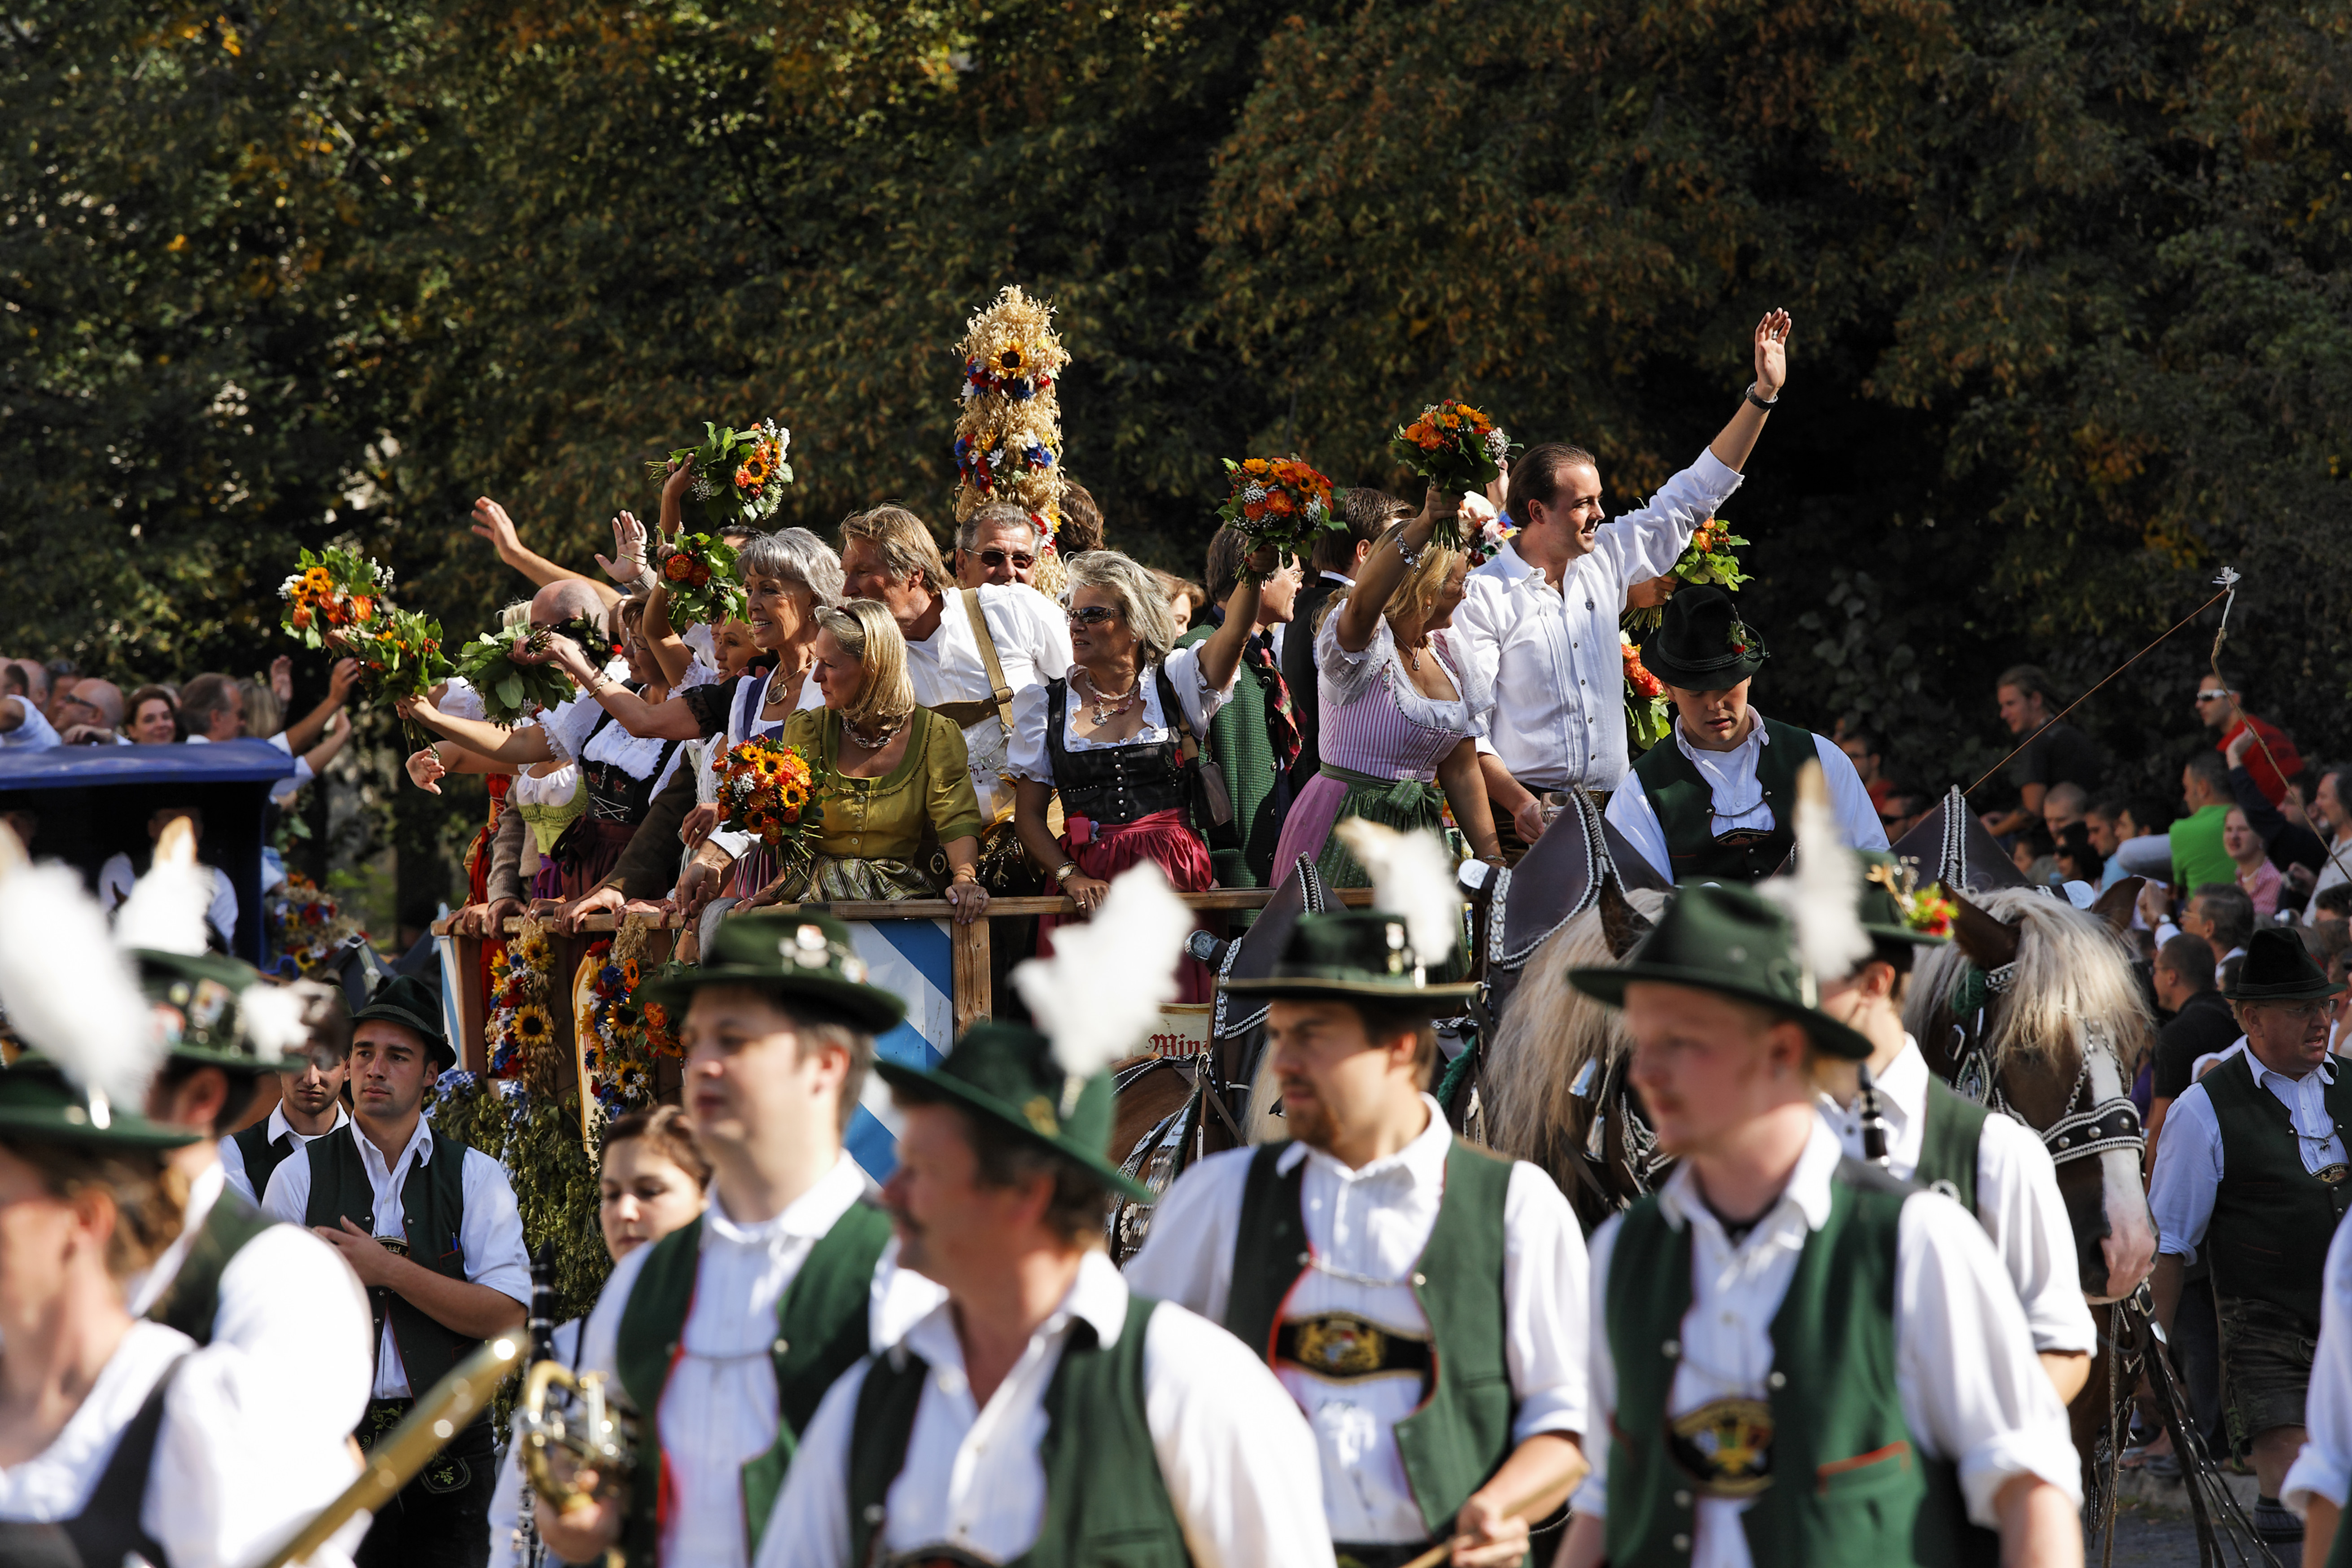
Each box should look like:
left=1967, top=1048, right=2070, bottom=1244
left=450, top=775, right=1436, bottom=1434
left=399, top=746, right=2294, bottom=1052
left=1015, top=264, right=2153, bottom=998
left=1456, top=312, right=1791, bottom=856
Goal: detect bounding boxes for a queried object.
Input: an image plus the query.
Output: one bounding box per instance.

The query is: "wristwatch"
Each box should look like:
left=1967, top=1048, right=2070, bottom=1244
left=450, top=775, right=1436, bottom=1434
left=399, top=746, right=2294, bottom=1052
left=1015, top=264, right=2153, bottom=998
left=1053, top=861, right=1080, bottom=885
left=1745, top=381, right=1780, bottom=410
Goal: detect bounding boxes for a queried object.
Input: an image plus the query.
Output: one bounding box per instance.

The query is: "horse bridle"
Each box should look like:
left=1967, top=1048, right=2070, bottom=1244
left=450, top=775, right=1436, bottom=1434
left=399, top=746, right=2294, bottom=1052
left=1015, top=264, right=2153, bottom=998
left=1949, top=979, right=2144, bottom=1168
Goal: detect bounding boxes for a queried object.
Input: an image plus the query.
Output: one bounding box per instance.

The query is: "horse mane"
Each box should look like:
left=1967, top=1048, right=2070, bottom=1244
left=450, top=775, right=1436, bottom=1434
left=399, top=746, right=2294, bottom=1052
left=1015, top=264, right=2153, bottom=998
left=1481, top=888, right=1669, bottom=1170
left=1904, top=887, right=2155, bottom=1075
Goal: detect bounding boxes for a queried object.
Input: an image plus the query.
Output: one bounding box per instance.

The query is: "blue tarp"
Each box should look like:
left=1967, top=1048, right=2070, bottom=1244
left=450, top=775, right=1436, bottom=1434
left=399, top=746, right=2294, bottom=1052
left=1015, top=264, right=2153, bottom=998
left=0, top=740, right=296, bottom=962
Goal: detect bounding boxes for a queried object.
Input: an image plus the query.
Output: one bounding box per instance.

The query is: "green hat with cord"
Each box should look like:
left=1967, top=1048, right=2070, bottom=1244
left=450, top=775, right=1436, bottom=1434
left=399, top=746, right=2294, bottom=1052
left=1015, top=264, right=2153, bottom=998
left=637, top=912, right=907, bottom=1036
left=1641, top=583, right=1766, bottom=691
left=1568, top=881, right=1875, bottom=1060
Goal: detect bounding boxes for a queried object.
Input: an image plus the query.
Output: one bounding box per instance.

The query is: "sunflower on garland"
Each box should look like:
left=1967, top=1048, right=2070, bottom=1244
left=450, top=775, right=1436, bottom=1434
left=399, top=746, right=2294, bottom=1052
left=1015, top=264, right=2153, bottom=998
left=485, top=923, right=558, bottom=1081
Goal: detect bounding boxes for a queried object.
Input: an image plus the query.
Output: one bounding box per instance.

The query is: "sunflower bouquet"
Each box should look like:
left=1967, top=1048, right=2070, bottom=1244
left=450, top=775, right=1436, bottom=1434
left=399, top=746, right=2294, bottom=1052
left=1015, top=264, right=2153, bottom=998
left=1622, top=632, right=1672, bottom=753
left=1215, top=456, right=1341, bottom=559
left=951, top=285, right=1068, bottom=523
left=711, top=736, right=821, bottom=853
left=453, top=624, right=578, bottom=727
left=1389, top=399, right=1517, bottom=547
left=1622, top=515, right=1752, bottom=634
left=646, top=420, right=793, bottom=533
left=348, top=606, right=452, bottom=703
left=651, top=532, right=745, bottom=626
left=280, top=546, right=392, bottom=649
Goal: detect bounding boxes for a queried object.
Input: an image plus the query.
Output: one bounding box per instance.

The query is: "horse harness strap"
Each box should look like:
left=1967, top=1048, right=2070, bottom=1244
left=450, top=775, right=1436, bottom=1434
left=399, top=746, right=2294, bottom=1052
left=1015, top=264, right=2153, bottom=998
left=1954, top=1026, right=2142, bottom=1170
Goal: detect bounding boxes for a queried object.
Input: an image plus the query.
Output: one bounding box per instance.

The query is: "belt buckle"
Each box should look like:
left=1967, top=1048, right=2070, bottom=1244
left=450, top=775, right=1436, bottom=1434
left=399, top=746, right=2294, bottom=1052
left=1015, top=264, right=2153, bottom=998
left=1712, top=830, right=1773, bottom=850
left=1296, top=1314, right=1389, bottom=1379
left=2320, top=1163, right=2349, bottom=1185
left=1668, top=1397, right=1775, bottom=1498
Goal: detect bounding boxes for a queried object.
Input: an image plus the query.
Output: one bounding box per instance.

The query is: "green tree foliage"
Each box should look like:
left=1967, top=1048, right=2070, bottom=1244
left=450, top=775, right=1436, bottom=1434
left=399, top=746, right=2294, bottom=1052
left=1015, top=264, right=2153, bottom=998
left=7, top=0, right=2352, bottom=816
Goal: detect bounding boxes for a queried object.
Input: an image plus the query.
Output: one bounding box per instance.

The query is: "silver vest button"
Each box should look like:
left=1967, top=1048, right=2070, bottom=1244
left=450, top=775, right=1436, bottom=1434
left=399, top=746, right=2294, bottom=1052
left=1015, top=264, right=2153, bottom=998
left=1662, top=1339, right=1680, bottom=1358
left=773, top=1338, right=790, bottom=1357
left=1672, top=1533, right=1691, bottom=1552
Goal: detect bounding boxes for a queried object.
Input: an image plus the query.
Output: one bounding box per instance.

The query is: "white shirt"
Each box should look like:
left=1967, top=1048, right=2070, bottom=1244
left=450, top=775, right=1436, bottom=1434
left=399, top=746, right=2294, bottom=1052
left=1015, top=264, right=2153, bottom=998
left=1572, top=1120, right=2080, bottom=1564
left=2149, top=1045, right=2347, bottom=1258
left=262, top=1117, right=533, bottom=1397
left=2287, top=1219, right=2352, bottom=1517
left=1006, top=642, right=1238, bottom=788
left=218, top=1099, right=351, bottom=1204
left=759, top=1249, right=1335, bottom=1568
left=574, top=1156, right=942, bottom=1568
left=122, top=1156, right=375, bottom=1484
left=539, top=688, right=692, bottom=796
left=98, top=853, right=238, bottom=946
left=1817, top=1039, right=2097, bottom=1355
left=1124, top=1095, right=1589, bottom=1543
left=1454, top=448, right=1744, bottom=794
left=0, top=694, right=60, bottom=749
left=0, top=1318, right=363, bottom=1568
left=905, top=583, right=1075, bottom=822
left=1604, top=712, right=1888, bottom=884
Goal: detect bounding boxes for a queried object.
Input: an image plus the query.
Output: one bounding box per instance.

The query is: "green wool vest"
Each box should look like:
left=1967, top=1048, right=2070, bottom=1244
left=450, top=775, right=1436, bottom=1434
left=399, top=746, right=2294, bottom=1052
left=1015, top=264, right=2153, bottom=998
left=232, top=1117, right=307, bottom=1203
left=1913, top=1081, right=1988, bottom=1217
left=1224, top=1139, right=1518, bottom=1538
left=846, top=1291, right=1191, bottom=1568
left=1603, top=1160, right=1996, bottom=1568
left=2202, top=1051, right=2352, bottom=1327
left=613, top=1201, right=893, bottom=1568
left=145, top=1183, right=275, bottom=1344
left=1631, top=717, right=1815, bottom=883
left=303, top=1125, right=477, bottom=1399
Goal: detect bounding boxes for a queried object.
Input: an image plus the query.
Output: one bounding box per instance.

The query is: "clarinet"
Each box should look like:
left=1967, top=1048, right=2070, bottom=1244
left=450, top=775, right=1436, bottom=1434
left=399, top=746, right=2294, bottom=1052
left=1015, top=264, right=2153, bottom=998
left=1856, top=1063, right=1892, bottom=1166
left=513, top=1242, right=559, bottom=1568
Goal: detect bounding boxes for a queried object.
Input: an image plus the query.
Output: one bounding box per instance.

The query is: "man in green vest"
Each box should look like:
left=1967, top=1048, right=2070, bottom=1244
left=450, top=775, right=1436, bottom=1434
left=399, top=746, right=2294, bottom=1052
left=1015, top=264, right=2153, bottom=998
left=219, top=978, right=352, bottom=1204
left=1128, top=891, right=1591, bottom=1566
left=262, top=972, right=533, bottom=1568
left=1604, top=586, right=1884, bottom=886
left=2147, top=927, right=2352, bottom=1555
left=758, top=870, right=1334, bottom=1568
left=1807, top=853, right=2102, bottom=1404
left=1554, top=881, right=2082, bottom=1568
left=536, top=914, right=942, bottom=1568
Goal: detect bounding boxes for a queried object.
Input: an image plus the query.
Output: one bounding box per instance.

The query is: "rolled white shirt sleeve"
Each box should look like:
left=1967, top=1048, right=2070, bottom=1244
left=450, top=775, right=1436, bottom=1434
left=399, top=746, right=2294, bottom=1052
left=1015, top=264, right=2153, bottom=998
left=2288, top=1218, right=2352, bottom=1516
left=460, top=1149, right=534, bottom=1306
left=1571, top=1212, right=1625, bottom=1519
left=260, top=1144, right=312, bottom=1224
left=1972, top=1114, right=2098, bottom=1357
left=1895, top=1191, right=2083, bottom=1524
left=2146, top=1083, right=2225, bottom=1257
left=755, top=1356, right=866, bottom=1568
left=1164, top=643, right=1238, bottom=732
left=1603, top=784, right=1674, bottom=887
left=1588, top=448, right=1743, bottom=588
left=151, top=1339, right=366, bottom=1568
left=1504, top=1162, right=1590, bottom=1443
left=1006, top=680, right=1055, bottom=784
left=1142, top=1302, right=1337, bottom=1568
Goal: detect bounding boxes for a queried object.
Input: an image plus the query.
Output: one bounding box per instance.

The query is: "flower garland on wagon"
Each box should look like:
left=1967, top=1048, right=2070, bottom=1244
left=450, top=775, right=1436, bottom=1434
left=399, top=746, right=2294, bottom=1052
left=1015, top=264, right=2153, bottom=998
left=265, top=873, right=368, bottom=977
left=486, top=917, right=561, bottom=1086
left=572, top=920, right=678, bottom=1121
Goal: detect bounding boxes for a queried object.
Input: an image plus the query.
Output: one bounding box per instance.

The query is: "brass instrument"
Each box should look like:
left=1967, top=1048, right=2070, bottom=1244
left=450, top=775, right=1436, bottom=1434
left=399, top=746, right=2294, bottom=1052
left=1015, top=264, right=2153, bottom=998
left=517, top=1358, right=635, bottom=1513
left=247, top=1334, right=525, bottom=1568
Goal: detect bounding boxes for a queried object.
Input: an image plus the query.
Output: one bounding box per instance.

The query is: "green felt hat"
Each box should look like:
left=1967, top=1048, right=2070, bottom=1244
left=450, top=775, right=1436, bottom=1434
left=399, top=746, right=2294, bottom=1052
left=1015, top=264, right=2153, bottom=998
left=874, top=1022, right=1155, bottom=1203
left=0, top=1059, right=201, bottom=1151
left=349, top=973, right=457, bottom=1073
left=1220, top=909, right=1478, bottom=1004
left=1567, top=882, right=1875, bottom=1060
left=136, top=949, right=298, bottom=1075
left=2224, top=928, right=2346, bottom=1004
left=638, top=913, right=907, bottom=1036
left=1854, top=852, right=1953, bottom=949
left=1641, top=583, right=1766, bottom=691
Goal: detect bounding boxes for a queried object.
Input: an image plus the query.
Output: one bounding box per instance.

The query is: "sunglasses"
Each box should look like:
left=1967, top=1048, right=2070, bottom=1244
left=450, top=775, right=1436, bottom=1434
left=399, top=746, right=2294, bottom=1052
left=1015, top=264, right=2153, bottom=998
left=1067, top=605, right=1121, bottom=628
left=978, top=548, right=1036, bottom=571
left=2194, top=690, right=2235, bottom=704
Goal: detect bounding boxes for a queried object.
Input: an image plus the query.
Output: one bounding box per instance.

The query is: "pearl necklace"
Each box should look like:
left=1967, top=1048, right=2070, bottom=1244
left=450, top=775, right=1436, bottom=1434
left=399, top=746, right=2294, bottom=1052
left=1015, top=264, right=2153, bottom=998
left=1074, top=667, right=1142, bottom=725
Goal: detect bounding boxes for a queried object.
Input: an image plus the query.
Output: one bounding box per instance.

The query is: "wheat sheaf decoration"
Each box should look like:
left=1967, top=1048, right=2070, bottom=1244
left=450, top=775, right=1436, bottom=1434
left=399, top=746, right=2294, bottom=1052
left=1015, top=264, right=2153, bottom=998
left=951, top=285, right=1069, bottom=525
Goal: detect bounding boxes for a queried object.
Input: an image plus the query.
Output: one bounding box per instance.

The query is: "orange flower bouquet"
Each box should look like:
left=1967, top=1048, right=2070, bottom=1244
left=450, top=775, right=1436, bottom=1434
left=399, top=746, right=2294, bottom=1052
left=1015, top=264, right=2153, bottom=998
left=1388, top=399, right=1518, bottom=547
left=651, top=532, right=745, bottom=626
left=712, top=737, right=822, bottom=854
left=1215, top=456, right=1341, bottom=559
left=1622, top=632, right=1672, bottom=752
left=348, top=607, right=451, bottom=703
left=279, top=546, right=391, bottom=650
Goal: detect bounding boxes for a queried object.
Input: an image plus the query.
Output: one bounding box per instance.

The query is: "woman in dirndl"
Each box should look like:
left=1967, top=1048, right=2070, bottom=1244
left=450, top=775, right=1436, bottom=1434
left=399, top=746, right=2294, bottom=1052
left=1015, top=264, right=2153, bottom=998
left=1010, top=547, right=1266, bottom=1001
left=1265, top=487, right=1504, bottom=887
left=743, top=600, right=991, bottom=923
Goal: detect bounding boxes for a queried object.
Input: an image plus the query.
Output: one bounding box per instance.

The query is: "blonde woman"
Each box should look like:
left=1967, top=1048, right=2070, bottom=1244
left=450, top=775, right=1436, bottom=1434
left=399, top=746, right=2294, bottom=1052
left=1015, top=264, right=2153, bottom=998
left=741, top=600, right=991, bottom=922
left=1266, top=487, right=1503, bottom=885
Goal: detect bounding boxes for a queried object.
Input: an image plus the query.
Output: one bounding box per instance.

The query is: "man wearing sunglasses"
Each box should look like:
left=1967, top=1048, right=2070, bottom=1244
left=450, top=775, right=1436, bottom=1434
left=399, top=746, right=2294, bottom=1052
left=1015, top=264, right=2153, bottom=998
left=955, top=503, right=1047, bottom=589
left=2197, top=672, right=2303, bottom=809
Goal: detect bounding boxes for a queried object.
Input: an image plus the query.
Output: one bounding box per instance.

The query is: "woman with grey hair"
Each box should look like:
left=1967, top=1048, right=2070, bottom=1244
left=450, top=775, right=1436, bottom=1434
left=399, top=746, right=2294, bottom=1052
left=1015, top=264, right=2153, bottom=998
left=1009, top=545, right=1270, bottom=1001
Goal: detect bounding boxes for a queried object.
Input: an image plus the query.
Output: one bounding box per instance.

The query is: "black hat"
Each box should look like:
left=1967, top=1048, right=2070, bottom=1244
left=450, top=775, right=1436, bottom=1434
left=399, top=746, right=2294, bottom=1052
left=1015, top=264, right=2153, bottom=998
left=350, top=974, right=456, bottom=1072
left=1568, top=882, right=1874, bottom=1060
left=2223, top=928, right=2345, bottom=1004
left=636, top=913, right=906, bottom=1035
left=1641, top=583, right=1766, bottom=691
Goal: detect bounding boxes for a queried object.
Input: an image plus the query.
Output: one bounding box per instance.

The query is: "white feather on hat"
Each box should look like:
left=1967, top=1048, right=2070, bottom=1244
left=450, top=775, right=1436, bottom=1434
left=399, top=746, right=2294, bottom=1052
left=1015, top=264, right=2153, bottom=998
left=1012, top=861, right=1193, bottom=1082
left=1757, top=762, right=1872, bottom=997
left=237, top=984, right=307, bottom=1065
left=113, top=816, right=211, bottom=956
left=0, top=823, right=165, bottom=1124
left=1333, top=818, right=1462, bottom=967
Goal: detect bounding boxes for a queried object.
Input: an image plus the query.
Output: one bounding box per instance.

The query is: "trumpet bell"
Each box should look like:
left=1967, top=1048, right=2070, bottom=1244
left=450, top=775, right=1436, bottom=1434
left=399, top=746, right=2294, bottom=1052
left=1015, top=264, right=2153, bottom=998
left=517, top=1358, right=636, bottom=1511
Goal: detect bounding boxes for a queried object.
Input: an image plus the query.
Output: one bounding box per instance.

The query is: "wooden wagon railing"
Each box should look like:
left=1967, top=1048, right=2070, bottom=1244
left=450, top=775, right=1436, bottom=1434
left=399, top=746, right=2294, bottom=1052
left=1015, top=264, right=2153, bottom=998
left=431, top=887, right=1375, bottom=1076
